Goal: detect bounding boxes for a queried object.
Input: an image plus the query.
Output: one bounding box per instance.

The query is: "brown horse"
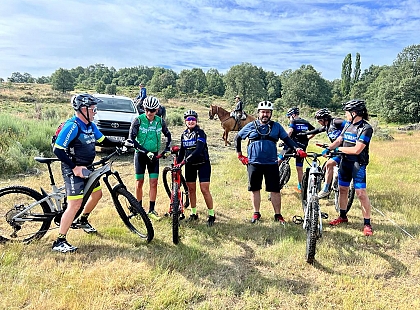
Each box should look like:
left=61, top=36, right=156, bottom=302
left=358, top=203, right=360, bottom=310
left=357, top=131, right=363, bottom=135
left=209, top=104, right=255, bottom=146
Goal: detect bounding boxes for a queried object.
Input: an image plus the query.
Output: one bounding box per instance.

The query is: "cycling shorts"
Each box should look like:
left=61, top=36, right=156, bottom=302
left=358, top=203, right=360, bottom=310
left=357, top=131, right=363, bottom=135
left=62, top=164, right=101, bottom=200
left=247, top=163, right=280, bottom=192
left=338, top=159, right=367, bottom=189
left=184, top=161, right=211, bottom=183
left=134, top=151, right=159, bottom=180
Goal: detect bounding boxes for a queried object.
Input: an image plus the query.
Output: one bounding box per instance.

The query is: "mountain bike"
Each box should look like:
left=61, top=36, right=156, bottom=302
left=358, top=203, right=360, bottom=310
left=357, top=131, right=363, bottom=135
left=316, top=143, right=355, bottom=213
left=292, top=151, right=329, bottom=264
left=0, top=147, right=154, bottom=244
left=161, top=145, right=190, bottom=244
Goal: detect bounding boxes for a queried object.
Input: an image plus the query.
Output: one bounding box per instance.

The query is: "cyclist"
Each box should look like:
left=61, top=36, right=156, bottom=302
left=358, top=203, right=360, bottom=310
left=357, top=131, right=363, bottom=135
left=301, top=108, right=347, bottom=198
left=175, top=110, right=215, bottom=226
left=52, top=93, right=124, bottom=253
left=279, top=107, right=315, bottom=192
left=128, top=96, right=172, bottom=221
left=324, top=99, right=374, bottom=236
left=135, top=82, right=147, bottom=113
left=235, top=101, right=307, bottom=223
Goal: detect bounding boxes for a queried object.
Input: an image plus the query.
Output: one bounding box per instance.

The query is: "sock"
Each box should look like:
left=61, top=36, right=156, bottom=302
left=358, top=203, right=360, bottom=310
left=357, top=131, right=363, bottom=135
left=208, top=209, right=214, bottom=216
left=364, top=218, right=371, bottom=226
left=297, top=183, right=301, bottom=190
left=80, top=213, right=89, bottom=223
left=340, top=209, right=347, bottom=219
left=58, top=233, right=66, bottom=241
left=323, top=183, right=330, bottom=192
left=191, top=207, right=197, bottom=215
left=149, top=201, right=156, bottom=213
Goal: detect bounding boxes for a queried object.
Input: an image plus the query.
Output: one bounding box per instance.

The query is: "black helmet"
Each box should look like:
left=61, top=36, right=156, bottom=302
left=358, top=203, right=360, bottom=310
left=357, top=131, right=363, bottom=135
left=315, top=108, right=331, bottom=120
left=72, top=94, right=102, bottom=111
left=184, top=109, right=198, bottom=119
left=342, top=99, right=366, bottom=112
left=286, top=107, right=299, bottom=117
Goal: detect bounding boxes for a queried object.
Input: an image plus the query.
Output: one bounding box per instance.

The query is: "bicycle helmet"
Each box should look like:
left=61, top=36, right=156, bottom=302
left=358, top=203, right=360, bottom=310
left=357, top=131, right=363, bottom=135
left=286, top=107, right=299, bottom=117
left=184, top=109, right=198, bottom=119
left=143, top=96, right=160, bottom=110
left=72, top=94, right=102, bottom=111
left=342, top=99, right=366, bottom=112
left=315, top=108, right=331, bottom=120
left=257, top=101, right=274, bottom=111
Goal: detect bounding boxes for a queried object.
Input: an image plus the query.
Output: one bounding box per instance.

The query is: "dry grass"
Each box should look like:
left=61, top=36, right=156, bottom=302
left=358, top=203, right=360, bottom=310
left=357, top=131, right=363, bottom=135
left=0, top=85, right=419, bottom=309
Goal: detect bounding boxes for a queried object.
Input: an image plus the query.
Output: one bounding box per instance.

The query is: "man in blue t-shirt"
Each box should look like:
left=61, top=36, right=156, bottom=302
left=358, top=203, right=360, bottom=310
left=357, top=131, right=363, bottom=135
left=235, top=101, right=307, bottom=224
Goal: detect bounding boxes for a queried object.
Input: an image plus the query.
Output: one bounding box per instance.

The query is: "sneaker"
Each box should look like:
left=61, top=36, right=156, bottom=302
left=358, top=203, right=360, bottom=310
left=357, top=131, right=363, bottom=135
left=207, top=215, right=216, bottom=226
left=52, top=239, right=78, bottom=253
left=251, top=212, right=261, bottom=223
left=363, top=224, right=373, bottom=236
left=294, top=186, right=302, bottom=193
left=329, top=217, right=348, bottom=226
left=73, top=219, right=97, bottom=234
left=188, top=214, right=199, bottom=221
left=148, top=210, right=161, bottom=221
left=318, top=190, right=330, bottom=199
left=274, top=214, right=285, bottom=223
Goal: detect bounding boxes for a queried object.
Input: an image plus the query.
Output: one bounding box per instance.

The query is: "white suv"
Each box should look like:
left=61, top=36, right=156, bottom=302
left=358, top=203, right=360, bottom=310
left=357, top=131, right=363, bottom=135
left=93, top=94, right=138, bottom=141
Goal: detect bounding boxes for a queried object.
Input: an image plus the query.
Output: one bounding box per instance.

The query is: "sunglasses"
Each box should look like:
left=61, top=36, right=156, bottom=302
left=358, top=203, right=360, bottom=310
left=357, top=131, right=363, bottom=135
left=185, top=116, right=197, bottom=122
left=87, top=106, right=97, bottom=113
left=146, top=108, right=157, bottom=113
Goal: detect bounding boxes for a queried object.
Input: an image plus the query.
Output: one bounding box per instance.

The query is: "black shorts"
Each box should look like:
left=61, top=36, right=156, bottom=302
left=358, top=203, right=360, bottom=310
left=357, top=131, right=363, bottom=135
left=62, top=164, right=101, bottom=200
left=184, top=161, right=211, bottom=183
left=339, top=159, right=367, bottom=189
left=134, top=152, right=159, bottom=180
left=247, top=163, right=280, bottom=192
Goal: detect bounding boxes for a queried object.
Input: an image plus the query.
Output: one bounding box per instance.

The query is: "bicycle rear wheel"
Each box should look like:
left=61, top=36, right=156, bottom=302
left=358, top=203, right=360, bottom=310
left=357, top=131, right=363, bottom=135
left=162, top=167, right=190, bottom=208
left=306, top=199, right=319, bottom=264
left=112, top=184, right=154, bottom=243
left=333, top=178, right=355, bottom=214
left=301, top=168, right=309, bottom=209
left=278, top=161, right=291, bottom=190
left=171, top=182, right=180, bottom=244
left=0, top=186, right=52, bottom=243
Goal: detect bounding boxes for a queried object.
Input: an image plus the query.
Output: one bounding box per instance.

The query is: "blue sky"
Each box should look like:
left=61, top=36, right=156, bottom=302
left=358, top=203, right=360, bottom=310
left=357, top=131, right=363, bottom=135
left=0, top=0, right=419, bottom=81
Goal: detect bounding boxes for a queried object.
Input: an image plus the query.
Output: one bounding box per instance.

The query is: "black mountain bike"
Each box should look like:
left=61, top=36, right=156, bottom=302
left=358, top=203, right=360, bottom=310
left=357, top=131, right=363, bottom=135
left=0, top=147, right=154, bottom=243
left=161, top=145, right=190, bottom=244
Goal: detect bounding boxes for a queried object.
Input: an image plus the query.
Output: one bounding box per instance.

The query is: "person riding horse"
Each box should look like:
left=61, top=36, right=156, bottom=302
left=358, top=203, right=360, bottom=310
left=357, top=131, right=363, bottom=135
left=230, top=95, right=247, bottom=129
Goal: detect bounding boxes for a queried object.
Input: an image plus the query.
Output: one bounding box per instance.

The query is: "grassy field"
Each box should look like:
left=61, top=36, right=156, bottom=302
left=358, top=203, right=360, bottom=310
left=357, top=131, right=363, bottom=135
left=0, top=84, right=419, bottom=309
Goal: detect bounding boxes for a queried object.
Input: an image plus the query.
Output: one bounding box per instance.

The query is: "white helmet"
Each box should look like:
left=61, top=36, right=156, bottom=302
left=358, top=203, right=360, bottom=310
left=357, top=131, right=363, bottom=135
left=143, top=96, right=160, bottom=109
left=257, top=101, right=274, bottom=111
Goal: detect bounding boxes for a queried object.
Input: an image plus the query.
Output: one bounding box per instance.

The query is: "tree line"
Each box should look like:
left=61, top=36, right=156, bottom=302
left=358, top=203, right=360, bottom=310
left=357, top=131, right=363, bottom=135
left=3, top=44, right=419, bottom=124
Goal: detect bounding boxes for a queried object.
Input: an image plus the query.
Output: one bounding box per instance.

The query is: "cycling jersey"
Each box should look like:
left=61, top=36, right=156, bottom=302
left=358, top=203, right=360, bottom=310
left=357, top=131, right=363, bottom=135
left=289, top=118, right=315, bottom=146
left=237, top=120, right=289, bottom=164
left=177, top=126, right=209, bottom=165
left=306, top=118, right=347, bottom=142
left=341, top=119, right=373, bottom=165
left=54, top=116, right=104, bottom=166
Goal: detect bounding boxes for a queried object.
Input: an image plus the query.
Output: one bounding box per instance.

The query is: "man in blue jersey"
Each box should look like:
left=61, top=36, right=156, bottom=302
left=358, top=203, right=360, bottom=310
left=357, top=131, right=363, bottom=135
left=235, top=101, right=307, bottom=223
left=323, top=100, right=374, bottom=236
left=52, top=93, right=124, bottom=253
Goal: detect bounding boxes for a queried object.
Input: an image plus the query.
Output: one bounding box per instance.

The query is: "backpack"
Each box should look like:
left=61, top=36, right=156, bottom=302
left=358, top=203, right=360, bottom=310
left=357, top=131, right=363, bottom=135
left=51, top=120, right=81, bottom=149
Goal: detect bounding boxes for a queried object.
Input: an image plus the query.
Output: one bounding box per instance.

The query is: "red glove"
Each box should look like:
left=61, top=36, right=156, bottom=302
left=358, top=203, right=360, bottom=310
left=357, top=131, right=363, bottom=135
left=296, top=149, right=307, bottom=158
left=174, top=160, right=185, bottom=169
left=238, top=154, right=249, bottom=165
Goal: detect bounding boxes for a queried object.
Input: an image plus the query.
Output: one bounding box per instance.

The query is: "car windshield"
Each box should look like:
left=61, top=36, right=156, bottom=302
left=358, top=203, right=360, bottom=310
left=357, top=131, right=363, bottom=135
left=97, top=97, right=136, bottom=113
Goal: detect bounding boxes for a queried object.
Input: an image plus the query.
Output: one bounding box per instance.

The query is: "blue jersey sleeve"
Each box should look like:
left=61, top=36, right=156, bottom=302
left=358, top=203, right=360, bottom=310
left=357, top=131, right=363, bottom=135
left=54, top=121, right=79, bottom=149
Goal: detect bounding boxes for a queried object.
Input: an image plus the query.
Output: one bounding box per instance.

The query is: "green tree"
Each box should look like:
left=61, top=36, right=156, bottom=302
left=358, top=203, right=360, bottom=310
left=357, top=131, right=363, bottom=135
left=8, top=72, right=25, bottom=83
left=105, top=84, right=117, bottom=95
left=177, top=69, right=196, bottom=94
left=265, top=71, right=282, bottom=102
left=352, top=52, right=361, bottom=85
left=96, top=81, right=106, bottom=93
left=150, top=68, right=177, bottom=93
left=206, top=68, right=225, bottom=96
left=280, top=65, right=332, bottom=110
left=51, top=68, right=75, bottom=92
left=341, top=53, right=352, bottom=98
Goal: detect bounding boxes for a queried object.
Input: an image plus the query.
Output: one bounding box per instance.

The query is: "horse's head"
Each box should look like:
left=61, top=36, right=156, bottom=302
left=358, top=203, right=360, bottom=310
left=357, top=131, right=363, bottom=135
left=209, top=105, right=215, bottom=120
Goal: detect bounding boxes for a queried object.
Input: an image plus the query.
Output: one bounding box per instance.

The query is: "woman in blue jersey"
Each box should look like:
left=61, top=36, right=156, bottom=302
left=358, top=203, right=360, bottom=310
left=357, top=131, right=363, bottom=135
left=323, top=100, right=374, bottom=236
left=235, top=101, right=307, bottom=223
left=175, top=110, right=215, bottom=226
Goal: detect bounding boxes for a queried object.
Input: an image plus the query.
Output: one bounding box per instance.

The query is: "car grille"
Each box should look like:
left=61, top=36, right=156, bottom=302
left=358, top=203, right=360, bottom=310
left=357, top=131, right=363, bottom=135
left=96, top=120, right=131, bottom=130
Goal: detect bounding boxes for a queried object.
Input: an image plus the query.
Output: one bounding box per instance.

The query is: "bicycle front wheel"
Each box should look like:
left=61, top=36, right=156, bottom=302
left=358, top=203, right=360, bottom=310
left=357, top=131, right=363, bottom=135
left=112, top=185, right=154, bottom=243
left=278, top=161, right=291, bottom=190
left=306, top=199, right=319, bottom=264
left=0, top=186, right=52, bottom=243
left=171, top=182, right=180, bottom=245
left=162, top=167, right=190, bottom=209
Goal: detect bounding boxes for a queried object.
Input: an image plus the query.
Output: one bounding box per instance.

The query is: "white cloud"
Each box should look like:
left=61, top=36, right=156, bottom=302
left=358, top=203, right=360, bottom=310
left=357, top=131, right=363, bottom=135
left=0, top=0, right=419, bottom=80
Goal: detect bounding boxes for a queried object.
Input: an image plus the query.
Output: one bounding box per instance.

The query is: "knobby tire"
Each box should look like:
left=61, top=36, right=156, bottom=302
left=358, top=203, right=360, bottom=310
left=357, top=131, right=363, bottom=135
left=278, top=161, right=291, bottom=190
left=112, top=184, right=154, bottom=243
left=333, top=178, right=355, bottom=214
left=0, top=186, right=52, bottom=243
left=162, top=167, right=190, bottom=209
left=171, top=182, right=180, bottom=244
left=306, top=199, right=319, bottom=264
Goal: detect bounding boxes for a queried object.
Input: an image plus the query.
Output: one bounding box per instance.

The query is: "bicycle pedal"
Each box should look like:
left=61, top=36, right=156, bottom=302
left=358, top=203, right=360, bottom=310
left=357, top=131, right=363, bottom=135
left=292, top=215, right=304, bottom=225
left=321, top=212, right=329, bottom=219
